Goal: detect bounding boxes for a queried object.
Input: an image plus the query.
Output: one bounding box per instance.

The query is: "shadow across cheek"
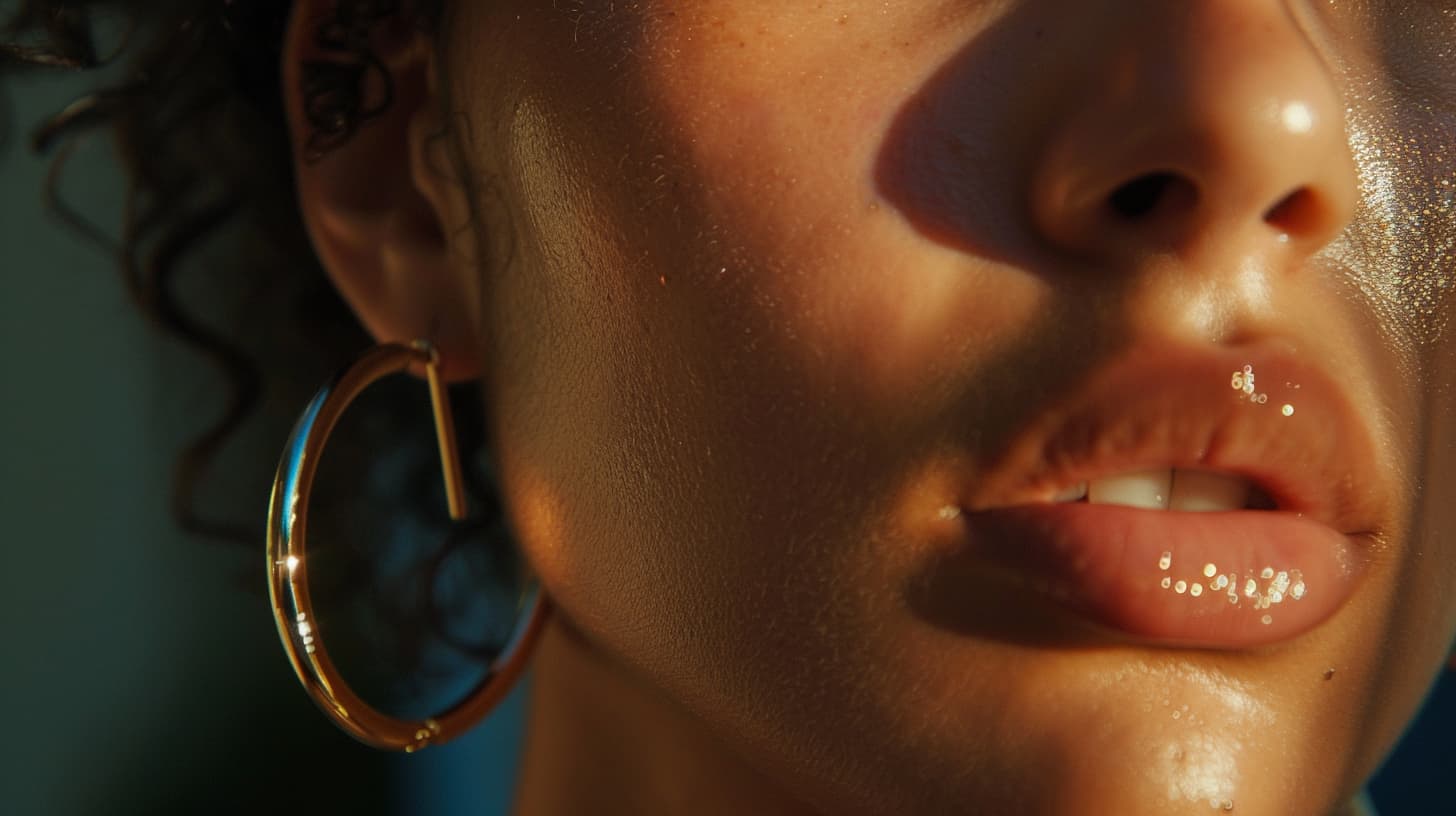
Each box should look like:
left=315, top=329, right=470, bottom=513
left=874, top=4, right=1053, bottom=272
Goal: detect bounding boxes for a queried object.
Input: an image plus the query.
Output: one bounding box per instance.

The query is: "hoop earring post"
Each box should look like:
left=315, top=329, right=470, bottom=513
left=413, top=340, right=468, bottom=521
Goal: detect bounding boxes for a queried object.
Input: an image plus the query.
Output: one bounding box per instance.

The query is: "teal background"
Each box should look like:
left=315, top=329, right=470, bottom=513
left=2, top=46, right=1452, bottom=816
left=1, top=70, right=524, bottom=815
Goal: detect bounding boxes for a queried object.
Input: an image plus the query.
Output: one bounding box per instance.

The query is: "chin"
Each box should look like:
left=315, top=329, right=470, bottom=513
left=761, top=617, right=1368, bottom=816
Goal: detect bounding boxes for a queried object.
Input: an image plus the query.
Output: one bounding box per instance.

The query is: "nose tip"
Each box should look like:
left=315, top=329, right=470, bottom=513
left=1029, top=10, right=1357, bottom=266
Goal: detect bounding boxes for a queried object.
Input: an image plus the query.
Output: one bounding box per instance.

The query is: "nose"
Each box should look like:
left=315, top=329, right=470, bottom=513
left=1029, top=2, right=1357, bottom=268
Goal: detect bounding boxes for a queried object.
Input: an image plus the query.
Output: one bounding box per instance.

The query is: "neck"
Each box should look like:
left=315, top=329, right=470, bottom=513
left=512, top=617, right=811, bottom=816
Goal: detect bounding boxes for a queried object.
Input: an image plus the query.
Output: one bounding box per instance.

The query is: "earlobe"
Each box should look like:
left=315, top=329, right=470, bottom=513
left=281, top=0, right=481, bottom=380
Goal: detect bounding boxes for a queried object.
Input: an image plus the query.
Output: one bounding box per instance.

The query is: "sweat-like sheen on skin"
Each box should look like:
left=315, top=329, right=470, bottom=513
left=329, top=1, right=1456, bottom=814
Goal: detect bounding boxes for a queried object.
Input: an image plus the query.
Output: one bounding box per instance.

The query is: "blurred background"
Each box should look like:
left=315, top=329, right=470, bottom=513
left=1, top=60, right=526, bottom=816
left=2, top=25, right=1453, bottom=816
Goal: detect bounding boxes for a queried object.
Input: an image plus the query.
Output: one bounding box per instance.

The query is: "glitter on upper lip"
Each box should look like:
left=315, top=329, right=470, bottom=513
left=959, top=342, right=1391, bottom=539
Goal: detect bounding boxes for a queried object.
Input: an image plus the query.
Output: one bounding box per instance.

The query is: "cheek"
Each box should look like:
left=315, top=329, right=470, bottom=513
left=1336, top=100, right=1456, bottom=362
left=460, top=13, right=1036, bottom=789
left=633, top=9, right=1057, bottom=405
left=462, top=7, right=877, bottom=671
left=1305, top=16, right=1456, bottom=779
left=1323, top=3, right=1456, bottom=358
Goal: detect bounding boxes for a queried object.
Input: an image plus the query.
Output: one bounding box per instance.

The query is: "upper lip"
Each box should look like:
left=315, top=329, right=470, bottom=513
left=960, top=342, right=1390, bottom=537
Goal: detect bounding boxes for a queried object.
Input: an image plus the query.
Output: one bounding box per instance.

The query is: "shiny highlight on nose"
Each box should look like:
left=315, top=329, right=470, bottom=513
left=1281, top=102, right=1314, bottom=135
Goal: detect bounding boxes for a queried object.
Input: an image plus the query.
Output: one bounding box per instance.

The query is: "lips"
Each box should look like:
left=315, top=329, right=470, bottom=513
left=938, top=342, right=1389, bottom=649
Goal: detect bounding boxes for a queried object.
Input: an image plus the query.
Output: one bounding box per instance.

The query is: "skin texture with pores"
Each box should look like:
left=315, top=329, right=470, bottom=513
left=283, top=1, right=1456, bottom=814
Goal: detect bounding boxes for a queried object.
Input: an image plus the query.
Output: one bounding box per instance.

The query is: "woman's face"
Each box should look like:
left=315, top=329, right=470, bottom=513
left=440, top=2, right=1456, bottom=813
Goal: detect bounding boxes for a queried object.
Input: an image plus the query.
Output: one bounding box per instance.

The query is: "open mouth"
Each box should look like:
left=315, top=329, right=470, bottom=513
left=1045, top=468, right=1279, bottom=512
left=927, top=342, right=1389, bottom=651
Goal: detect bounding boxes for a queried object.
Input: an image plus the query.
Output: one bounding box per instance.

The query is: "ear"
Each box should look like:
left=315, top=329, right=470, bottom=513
left=281, top=0, right=481, bottom=380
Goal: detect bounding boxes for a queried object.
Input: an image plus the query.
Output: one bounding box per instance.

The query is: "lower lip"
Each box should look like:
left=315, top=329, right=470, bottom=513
left=950, top=504, right=1366, bottom=649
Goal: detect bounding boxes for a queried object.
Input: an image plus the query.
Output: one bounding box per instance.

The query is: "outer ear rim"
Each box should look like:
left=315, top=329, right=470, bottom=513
left=280, top=0, right=483, bottom=382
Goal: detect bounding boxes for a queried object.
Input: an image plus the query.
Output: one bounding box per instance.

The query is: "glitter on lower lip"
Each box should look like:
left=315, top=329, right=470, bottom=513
left=1156, top=554, right=1310, bottom=622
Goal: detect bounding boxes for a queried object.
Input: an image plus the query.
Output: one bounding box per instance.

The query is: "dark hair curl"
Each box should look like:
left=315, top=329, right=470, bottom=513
left=2, top=0, right=441, bottom=540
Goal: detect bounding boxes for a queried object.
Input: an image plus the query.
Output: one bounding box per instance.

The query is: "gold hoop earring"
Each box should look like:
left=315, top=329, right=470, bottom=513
left=267, top=340, right=549, bottom=752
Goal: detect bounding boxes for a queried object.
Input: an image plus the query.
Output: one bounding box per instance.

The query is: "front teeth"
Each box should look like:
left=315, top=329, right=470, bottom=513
left=1087, top=468, right=1173, bottom=510
left=1167, top=469, right=1250, bottom=512
left=1058, top=469, right=1253, bottom=512
left=1051, top=482, right=1089, bottom=503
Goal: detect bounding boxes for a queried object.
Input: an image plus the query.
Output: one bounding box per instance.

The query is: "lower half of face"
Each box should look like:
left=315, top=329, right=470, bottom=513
left=450, top=2, right=1456, bottom=813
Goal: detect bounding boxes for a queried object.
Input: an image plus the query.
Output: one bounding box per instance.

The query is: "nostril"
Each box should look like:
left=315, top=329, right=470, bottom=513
left=1107, top=172, right=1197, bottom=220
left=1263, top=187, right=1320, bottom=237
left=1109, top=174, right=1171, bottom=218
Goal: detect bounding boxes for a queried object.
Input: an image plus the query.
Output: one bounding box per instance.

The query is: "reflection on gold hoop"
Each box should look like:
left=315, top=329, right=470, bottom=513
left=266, top=340, right=549, bottom=752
